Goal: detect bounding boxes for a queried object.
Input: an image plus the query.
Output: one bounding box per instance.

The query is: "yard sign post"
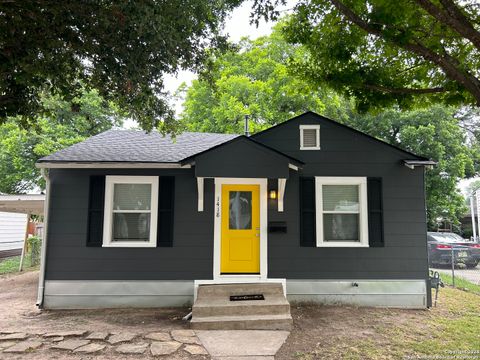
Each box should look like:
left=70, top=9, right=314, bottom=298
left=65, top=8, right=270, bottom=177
left=18, top=212, right=30, bottom=272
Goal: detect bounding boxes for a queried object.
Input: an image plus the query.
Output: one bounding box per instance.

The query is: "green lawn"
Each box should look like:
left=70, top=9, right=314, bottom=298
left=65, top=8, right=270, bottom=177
left=284, top=286, right=480, bottom=360
left=0, top=253, right=38, bottom=275
left=439, top=272, right=480, bottom=295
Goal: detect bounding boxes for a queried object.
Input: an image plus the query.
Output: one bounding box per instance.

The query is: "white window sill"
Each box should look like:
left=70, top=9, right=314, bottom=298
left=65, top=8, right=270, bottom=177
left=300, top=147, right=320, bottom=150
left=102, top=242, right=156, bottom=248
left=316, top=242, right=370, bottom=248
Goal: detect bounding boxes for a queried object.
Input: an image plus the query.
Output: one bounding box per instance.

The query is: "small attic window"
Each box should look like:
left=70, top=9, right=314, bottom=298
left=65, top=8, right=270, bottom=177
left=300, top=125, right=320, bottom=150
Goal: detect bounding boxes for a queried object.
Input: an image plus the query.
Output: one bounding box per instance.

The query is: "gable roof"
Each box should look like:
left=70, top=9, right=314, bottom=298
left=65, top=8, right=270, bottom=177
left=251, top=111, right=430, bottom=161
left=37, top=111, right=432, bottom=168
left=37, top=130, right=239, bottom=164
left=180, top=135, right=304, bottom=167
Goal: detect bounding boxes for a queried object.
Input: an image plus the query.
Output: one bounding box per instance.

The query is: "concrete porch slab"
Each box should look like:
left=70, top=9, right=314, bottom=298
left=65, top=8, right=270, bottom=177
left=195, top=330, right=289, bottom=357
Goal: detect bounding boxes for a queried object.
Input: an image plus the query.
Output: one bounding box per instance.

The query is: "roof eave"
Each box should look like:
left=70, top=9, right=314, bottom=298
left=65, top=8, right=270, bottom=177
left=35, top=161, right=191, bottom=169
left=403, top=159, right=437, bottom=169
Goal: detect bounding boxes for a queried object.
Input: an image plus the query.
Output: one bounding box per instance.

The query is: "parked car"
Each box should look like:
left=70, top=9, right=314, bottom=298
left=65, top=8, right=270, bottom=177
left=427, top=232, right=480, bottom=268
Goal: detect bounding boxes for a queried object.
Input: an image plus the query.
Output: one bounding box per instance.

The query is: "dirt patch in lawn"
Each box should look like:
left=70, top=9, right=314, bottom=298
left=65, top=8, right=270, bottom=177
left=1, top=271, right=478, bottom=360
left=0, top=271, right=190, bottom=334
left=277, top=289, right=480, bottom=360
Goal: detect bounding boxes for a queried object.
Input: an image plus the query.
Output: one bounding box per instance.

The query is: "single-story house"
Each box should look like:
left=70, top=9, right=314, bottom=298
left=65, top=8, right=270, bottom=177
left=35, top=111, right=436, bottom=314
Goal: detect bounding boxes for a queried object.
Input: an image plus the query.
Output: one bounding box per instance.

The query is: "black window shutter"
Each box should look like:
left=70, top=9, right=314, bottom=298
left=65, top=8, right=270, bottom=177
left=300, top=177, right=316, bottom=247
left=157, top=176, right=175, bottom=247
left=367, top=177, right=384, bottom=247
left=87, top=176, right=106, bottom=247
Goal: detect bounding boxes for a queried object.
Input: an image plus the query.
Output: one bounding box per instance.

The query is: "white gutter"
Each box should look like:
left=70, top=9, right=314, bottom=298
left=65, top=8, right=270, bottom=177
left=36, top=168, right=50, bottom=308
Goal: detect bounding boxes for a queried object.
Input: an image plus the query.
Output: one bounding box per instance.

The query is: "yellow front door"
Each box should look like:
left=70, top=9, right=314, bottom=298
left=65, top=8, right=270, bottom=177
left=221, top=184, right=260, bottom=274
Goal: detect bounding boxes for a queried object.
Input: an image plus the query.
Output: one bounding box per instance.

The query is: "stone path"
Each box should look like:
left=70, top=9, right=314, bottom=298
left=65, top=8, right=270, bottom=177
left=0, top=329, right=289, bottom=358
left=0, top=329, right=208, bottom=357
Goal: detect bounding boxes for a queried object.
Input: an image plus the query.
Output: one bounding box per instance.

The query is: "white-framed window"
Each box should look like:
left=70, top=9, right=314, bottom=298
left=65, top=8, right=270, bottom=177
left=300, top=124, right=320, bottom=150
left=103, top=176, right=158, bottom=248
left=315, top=177, right=369, bottom=247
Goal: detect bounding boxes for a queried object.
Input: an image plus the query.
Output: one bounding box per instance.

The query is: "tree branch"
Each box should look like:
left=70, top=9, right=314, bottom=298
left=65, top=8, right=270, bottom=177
left=414, top=0, right=480, bottom=51
left=328, top=0, right=480, bottom=105
left=362, top=84, right=445, bottom=95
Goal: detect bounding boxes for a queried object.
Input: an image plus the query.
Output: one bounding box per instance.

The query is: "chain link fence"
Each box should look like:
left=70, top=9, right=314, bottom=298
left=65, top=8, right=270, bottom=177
left=27, top=235, right=42, bottom=266
left=429, top=243, right=480, bottom=294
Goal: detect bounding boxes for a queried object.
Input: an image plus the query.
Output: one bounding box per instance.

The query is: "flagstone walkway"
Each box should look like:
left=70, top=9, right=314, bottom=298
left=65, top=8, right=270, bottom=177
left=0, top=329, right=290, bottom=359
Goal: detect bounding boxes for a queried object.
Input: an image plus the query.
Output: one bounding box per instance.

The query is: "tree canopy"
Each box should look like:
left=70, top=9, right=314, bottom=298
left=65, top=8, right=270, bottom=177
left=179, top=25, right=354, bottom=133
left=0, top=88, right=122, bottom=194
left=180, top=28, right=478, bottom=229
left=0, top=0, right=240, bottom=132
left=253, top=0, right=480, bottom=112
left=345, top=106, right=475, bottom=229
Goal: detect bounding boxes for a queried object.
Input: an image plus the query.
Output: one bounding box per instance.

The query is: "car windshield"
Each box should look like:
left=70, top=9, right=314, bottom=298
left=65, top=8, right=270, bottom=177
left=428, top=232, right=465, bottom=243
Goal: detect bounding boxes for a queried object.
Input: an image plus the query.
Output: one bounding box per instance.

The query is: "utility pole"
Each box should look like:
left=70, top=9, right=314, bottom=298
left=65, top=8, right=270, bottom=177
left=476, top=190, right=480, bottom=242
left=471, top=195, right=477, bottom=241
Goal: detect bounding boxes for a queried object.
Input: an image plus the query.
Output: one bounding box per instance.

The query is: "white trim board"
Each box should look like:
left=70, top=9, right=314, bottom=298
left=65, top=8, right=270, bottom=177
left=213, top=178, right=269, bottom=282
left=300, top=124, right=321, bottom=150
left=315, top=176, right=369, bottom=248
left=102, top=175, right=158, bottom=248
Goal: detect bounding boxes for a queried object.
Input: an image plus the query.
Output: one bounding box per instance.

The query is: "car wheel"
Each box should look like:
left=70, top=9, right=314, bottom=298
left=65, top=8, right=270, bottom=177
left=465, top=261, right=479, bottom=269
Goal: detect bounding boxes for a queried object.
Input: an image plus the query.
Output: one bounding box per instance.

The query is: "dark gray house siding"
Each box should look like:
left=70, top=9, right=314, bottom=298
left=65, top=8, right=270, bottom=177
left=192, top=137, right=297, bottom=179
left=45, top=168, right=215, bottom=280
left=42, top=111, right=429, bottom=310
left=257, top=113, right=428, bottom=280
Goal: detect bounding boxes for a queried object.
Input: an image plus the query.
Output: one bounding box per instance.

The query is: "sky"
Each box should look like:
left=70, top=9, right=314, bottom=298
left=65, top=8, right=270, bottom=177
left=123, top=0, right=291, bottom=129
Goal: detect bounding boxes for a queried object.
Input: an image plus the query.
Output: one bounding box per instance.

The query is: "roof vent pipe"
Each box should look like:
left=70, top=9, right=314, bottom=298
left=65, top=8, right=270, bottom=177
left=244, top=114, right=250, bottom=137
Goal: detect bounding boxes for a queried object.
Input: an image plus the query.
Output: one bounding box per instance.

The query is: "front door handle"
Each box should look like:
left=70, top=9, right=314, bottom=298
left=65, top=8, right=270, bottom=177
left=256, top=233, right=260, bottom=237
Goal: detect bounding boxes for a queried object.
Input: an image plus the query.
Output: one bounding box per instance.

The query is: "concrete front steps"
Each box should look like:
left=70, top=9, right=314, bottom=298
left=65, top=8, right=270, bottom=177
left=190, top=283, right=292, bottom=330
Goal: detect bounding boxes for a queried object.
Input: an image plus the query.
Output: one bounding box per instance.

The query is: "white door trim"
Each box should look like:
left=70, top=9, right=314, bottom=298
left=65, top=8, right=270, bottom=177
left=213, top=177, right=268, bottom=282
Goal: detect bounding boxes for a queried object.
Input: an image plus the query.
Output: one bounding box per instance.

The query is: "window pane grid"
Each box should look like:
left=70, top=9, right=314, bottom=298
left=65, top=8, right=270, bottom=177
left=321, top=183, right=361, bottom=243
left=110, top=181, right=153, bottom=243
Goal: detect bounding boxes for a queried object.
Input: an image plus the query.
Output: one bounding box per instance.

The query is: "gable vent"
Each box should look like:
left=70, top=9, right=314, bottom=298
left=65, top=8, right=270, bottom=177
left=300, top=125, right=320, bottom=150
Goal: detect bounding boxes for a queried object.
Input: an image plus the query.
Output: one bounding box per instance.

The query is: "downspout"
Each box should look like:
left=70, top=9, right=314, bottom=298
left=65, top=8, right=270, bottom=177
left=36, top=168, right=50, bottom=308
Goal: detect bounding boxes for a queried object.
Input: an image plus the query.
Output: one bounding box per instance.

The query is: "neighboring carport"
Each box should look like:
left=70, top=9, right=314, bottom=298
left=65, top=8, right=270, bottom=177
left=0, top=194, right=45, bottom=270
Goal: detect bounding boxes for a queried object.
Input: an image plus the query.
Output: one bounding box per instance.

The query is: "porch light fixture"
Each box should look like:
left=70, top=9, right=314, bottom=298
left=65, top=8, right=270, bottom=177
left=269, top=190, right=277, bottom=200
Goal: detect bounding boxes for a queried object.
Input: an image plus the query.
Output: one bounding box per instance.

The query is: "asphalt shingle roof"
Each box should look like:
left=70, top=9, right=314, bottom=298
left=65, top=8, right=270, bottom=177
left=38, top=129, right=239, bottom=163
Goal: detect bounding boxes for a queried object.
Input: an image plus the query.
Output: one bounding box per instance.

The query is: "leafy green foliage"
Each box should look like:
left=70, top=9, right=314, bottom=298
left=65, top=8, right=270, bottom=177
left=345, top=106, right=475, bottom=229
left=270, top=0, right=480, bottom=112
left=180, top=28, right=477, bottom=228
left=179, top=24, right=354, bottom=133
left=0, top=1, right=241, bottom=131
left=0, top=88, right=122, bottom=193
